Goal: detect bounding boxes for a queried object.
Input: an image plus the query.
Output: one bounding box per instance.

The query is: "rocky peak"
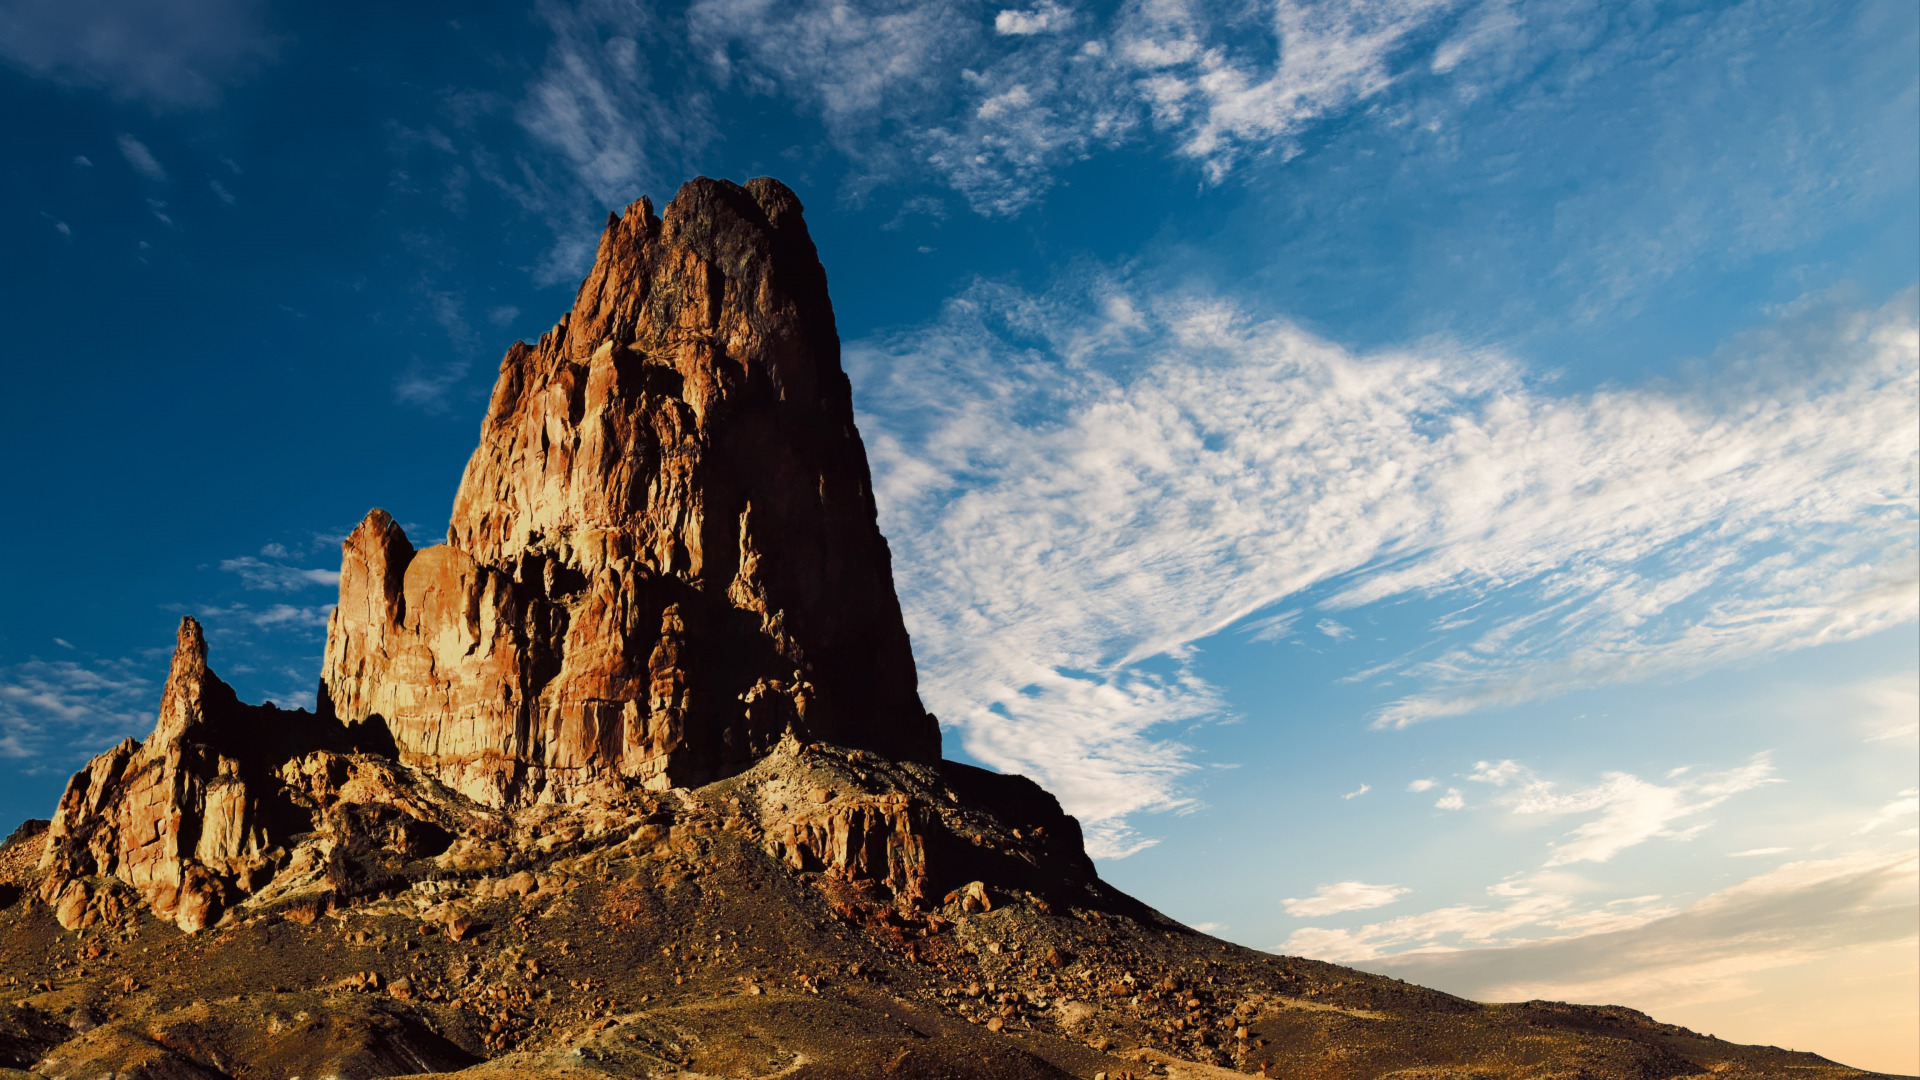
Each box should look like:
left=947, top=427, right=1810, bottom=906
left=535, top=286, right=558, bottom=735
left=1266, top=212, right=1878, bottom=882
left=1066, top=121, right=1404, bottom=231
left=34, top=176, right=960, bottom=937
left=42, top=618, right=287, bottom=933
left=322, top=176, right=939, bottom=807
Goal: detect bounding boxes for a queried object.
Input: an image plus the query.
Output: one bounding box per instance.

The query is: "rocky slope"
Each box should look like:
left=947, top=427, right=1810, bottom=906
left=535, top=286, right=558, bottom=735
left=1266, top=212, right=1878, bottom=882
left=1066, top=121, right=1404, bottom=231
left=0, top=740, right=1894, bottom=1080
left=6, top=176, right=1901, bottom=1080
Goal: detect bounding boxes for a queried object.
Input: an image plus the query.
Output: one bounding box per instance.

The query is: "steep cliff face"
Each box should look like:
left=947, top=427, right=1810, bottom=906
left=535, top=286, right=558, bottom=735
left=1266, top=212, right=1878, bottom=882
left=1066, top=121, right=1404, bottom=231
left=320, top=177, right=938, bottom=806
left=33, top=177, right=964, bottom=935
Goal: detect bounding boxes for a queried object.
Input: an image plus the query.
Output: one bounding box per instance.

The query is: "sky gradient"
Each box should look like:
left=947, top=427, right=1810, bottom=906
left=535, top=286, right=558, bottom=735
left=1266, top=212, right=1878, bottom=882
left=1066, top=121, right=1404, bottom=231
left=2, top=0, right=1915, bottom=1071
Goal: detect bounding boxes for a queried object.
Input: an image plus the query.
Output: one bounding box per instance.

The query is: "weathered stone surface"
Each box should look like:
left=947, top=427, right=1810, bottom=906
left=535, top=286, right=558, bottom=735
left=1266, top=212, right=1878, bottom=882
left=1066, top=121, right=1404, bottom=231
left=11, top=176, right=1891, bottom=1080
left=40, top=618, right=285, bottom=932
left=36, top=619, right=485, bottom=933
left=39, top=177, right=949, bottom=932
left=319, top=176, right=939, bottom=805
left=770, top=790, right=934, bottom=901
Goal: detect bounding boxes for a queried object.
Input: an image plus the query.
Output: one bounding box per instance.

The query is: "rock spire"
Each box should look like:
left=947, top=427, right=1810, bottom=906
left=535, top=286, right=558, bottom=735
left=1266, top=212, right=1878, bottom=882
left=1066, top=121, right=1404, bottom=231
left=41, top=618, right=306, bottom=932
left=35, top=176, right=959, bottom=933
left=321, top=176, right=937, bottom=804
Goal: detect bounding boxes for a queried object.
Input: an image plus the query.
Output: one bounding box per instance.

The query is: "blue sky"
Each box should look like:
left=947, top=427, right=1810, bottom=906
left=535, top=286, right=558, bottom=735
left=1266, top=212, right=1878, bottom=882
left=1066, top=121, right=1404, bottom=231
left=1, top=0, right=1914, bottom=1071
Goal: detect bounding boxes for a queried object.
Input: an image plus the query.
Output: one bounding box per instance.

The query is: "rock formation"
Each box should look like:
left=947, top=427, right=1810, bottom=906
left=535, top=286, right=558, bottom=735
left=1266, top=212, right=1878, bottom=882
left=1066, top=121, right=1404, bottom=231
left=42, top=619, right=302, bottom=933
left=39, top=177, right=949, bottom=933
left=4, top=175, right=1894, bottom=1080
left=321, top=176, right=939, bottom=806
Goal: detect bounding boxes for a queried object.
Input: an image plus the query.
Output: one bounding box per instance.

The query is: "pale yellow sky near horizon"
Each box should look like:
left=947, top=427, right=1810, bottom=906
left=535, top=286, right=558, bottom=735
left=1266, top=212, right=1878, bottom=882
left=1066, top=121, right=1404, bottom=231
left=1360, top=849, right=1918, bottom=1075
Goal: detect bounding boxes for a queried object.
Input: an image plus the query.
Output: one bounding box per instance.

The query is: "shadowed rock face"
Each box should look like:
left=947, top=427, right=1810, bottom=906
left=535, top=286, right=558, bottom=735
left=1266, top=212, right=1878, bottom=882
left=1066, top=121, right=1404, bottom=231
left=320, top=176, right=939, bottom=805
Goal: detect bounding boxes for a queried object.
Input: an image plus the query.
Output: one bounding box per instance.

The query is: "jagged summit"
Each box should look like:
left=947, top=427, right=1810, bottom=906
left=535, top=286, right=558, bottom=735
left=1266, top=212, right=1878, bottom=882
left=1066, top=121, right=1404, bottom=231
left=322, top=176, right=939, bottom=807
left=41, top=177, right=950, bottom=936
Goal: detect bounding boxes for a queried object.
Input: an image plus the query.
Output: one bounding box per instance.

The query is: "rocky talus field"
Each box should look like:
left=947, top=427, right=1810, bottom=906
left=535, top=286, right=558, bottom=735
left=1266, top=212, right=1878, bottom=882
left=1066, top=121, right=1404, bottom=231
left=0, top=176, right=1897, bottom=1080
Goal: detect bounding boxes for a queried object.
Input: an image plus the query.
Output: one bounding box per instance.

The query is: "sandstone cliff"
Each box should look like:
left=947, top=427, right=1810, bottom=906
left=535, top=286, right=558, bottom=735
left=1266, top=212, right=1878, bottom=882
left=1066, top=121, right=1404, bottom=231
left=38, top=177, right=954, bottom=933
left=321, top=176, right=939, bottom=806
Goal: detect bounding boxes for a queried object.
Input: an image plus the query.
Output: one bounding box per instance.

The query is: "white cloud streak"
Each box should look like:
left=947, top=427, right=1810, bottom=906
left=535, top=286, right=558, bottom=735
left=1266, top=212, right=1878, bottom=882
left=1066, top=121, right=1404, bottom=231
left=116, top=134, right=167, bottom=181
left=686, top=0, right=1459, bottom=213
left=995, top=4, right=1072, bottom=37
left=1491, top=755, right=1779, bottom=866
left=219, top=555, right=339, bottom=591
left=475, top=0, right=717, bottom=282
left=1857, top=788, right=1919, bottom=835
left=1352, top=850, right=1917, bottom=1025
left=0, top=655, right=154, bottom=765
left=193, top=602, right=334, bottom=632
left=851, top=281, right=1917, bottom=853
left=1284, top=880, right=1409, bottom=917
left=1282, top=751, right=1815, bottom=970
left=519, top=0, right=697, bottom=207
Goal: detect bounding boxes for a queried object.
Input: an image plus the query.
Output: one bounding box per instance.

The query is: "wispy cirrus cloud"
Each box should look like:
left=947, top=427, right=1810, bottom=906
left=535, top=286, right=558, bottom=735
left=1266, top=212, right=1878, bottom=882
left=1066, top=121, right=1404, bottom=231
left=389, top=286, right=482, bottom=411
left=519, top=0, right=708, bottom=209
left=0, top=0, right=277, bottom=109
left=1283, top=754, right=1788, bottom=961
left=1354, top=851, right=1917, bottom=1074
left=0, top=654, right=154, bottom=765
left=116, top=134, right=167, bottom=181
left=193, top=602, right=333, bottom=632
left=1282, top=882, right=1650, bottom=961
left=852, top=280, right=1916, bottom=853
left=435, top=0, right=719, bottom=284
left=219, top=552, right=339, bottom=591
left=685, top=0, right=1458, bottom=213
left=1856, top=788, right=1919, bottom=836
left=1284, top=880, right=1408, bottom=917
left=1473, top=755, right=1780, bottom=866
left=1320, top=850, right=1913, bottom=967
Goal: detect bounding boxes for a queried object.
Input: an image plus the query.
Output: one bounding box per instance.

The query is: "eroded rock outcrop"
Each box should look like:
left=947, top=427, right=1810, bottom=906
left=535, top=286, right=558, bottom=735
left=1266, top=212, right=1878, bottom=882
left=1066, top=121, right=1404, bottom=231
left=40, top=618, right=290, bottom=932
left=321, top=176, right=939, bottom=806
left=38, top=177, right=955, bottom=932
left=38, top=619, right=504, bottom=933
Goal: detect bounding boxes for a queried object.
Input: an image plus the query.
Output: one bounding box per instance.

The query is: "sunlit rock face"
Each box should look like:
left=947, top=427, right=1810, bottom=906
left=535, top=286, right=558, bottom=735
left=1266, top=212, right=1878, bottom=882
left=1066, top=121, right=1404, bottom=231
left=35, top=176, right=950, bottom=934
left=42, top=619, right=300, bottom=933
left=319, top=176, right=940, bottom=806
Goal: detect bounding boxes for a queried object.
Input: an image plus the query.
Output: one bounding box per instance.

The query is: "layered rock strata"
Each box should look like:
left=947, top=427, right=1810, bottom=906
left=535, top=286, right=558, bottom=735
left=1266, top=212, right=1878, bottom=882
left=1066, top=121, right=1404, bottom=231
left=321, top=176, right=939, bottom=805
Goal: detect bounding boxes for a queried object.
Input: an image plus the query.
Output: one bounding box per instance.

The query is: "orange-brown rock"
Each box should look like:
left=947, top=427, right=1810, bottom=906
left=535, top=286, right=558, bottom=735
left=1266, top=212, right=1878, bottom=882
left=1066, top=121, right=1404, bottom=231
left=37, top=619, right=493, bottom=933
left=8, top=176, right=1894, bottom=1080
left=320, top=176, right=939, bottom=806
left=34, top=177, right=946, bottom=934
left=40, top=618, right=286, bottom=932
left=770, top=790, right=935, bottom=902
